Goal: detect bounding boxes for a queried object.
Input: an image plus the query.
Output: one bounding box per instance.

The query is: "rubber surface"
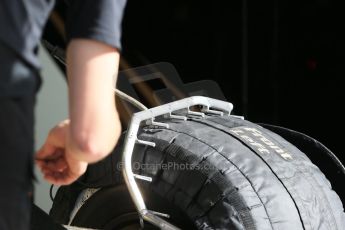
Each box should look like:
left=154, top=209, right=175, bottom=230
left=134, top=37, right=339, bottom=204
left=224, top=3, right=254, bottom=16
left=51, top=115, right=345, bottom=230
left=131, top=115, right=345, bottom=229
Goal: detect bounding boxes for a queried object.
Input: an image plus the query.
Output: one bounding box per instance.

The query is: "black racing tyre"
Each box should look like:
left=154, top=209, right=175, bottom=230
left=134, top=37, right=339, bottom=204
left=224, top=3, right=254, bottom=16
left=259, top=123, right=345, bottom=203
left=70, top=185, right=142, bottom=229
left=128, top=115, right=345, bottom=229
left=70, top=185, right=195, bottom=229
left=54, top=115, right=345, bottom=230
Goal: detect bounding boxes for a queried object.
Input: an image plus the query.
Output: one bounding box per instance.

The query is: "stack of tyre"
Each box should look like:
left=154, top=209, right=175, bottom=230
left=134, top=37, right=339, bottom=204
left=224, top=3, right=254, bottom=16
left=51, top=115, right=345, bottom=230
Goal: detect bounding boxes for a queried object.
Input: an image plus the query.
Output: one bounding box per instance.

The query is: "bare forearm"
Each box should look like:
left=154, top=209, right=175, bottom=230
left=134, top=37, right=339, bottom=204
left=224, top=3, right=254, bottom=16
left=66, top=39, right=121, bottom=163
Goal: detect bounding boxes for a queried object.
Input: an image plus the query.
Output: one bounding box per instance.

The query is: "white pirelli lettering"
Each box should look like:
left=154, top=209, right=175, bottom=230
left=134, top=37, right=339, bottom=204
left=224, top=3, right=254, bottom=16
left=280, top=153, right=293, bottom=160
left=241, top=135, right=254, bottom=143
left=243, top=127, right=263, bottom=137
left=232, top=127, right=293, bottom=160
left=251, top=142, right=270, bottom=154
left=231, top=129, right=244, bottom=135
left=231, top=129, right=270, bottom=154
left=260, top=136, right=274, bottom=146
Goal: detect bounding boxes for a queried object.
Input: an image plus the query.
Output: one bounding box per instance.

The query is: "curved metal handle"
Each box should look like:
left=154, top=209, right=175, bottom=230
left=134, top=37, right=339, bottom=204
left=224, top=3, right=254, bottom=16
left=133, top=96, right=233, bottom=121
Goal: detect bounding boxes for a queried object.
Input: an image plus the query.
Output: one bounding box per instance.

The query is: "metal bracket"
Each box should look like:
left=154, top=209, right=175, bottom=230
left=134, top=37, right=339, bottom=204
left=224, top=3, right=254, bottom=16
left=166, top=113, right=187, bottom=121
left=122, top=96, right=233, bottom=229
left=230, top=115, right=245, bottom=120
left=133, top=174, right=153, bottom=182
left=147, top=118, right=170, bottom=128
left=187, top=109, right=205, bottom=117
left=136, top=139, right=156, bottom=147
left=201, top=106, right=224, bottom=116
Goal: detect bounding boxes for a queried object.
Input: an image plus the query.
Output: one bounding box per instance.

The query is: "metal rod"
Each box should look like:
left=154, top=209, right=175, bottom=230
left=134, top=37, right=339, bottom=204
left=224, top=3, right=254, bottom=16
left=122, top=96, right=233, bottom=229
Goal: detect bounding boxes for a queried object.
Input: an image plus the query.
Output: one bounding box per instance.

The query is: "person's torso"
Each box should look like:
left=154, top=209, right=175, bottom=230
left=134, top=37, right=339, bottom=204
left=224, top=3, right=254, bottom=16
left=0, top=0, right=54, bottom=97
left=0, top=0, right=55, bottom=69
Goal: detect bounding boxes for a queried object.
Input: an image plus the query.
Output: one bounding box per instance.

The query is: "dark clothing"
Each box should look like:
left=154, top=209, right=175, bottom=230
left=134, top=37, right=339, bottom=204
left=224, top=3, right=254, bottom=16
left=0, top=0, right=55, bottom=69
left=0, top=0, right=126, bottom=70
left=30, top=205, right=66, bottom=230
left=66, top=0, right=126, bottom=53
left=0, top=44, right=41, bottom=97
left=0, top=0, right=126, bottom=229
left=0, top=0, right=126, bottom=97
left=0, top=59, right=36, bottom=229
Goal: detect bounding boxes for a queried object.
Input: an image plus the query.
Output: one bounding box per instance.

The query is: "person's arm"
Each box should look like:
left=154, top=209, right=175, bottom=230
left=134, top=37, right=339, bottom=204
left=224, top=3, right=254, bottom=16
left=67, top=39, right=121, bottom=163
left=36, top=39, right=121, bottom=185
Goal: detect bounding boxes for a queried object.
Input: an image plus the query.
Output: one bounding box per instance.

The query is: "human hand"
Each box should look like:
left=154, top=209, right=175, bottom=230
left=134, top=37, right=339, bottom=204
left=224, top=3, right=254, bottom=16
left=35, top=120, right=87, bottom=185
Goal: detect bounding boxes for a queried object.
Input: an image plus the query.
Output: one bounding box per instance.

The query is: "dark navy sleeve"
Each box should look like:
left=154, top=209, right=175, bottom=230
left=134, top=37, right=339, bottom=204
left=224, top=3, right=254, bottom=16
left=66, top=0, right=127, bottom=50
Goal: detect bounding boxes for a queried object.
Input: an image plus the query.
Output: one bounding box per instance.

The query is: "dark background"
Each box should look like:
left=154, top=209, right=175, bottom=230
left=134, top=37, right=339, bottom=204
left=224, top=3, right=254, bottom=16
left=43, top=0, right=344, bottom=196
